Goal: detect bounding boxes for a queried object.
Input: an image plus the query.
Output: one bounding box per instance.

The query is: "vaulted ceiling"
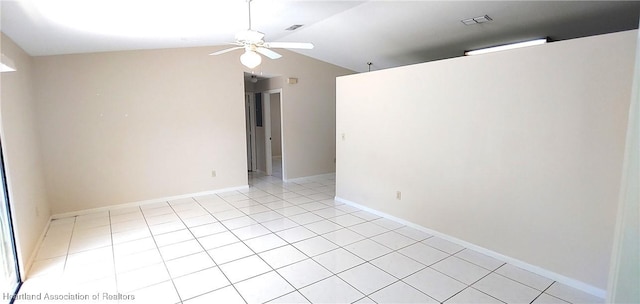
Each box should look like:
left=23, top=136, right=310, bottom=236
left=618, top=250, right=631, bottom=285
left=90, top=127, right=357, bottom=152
left=2, top=1, right=639, bottom=72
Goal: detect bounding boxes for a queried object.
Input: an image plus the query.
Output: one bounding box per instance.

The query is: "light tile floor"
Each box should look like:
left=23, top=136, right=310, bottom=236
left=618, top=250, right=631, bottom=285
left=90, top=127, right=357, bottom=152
left=17, top=173, right=604, bottom=304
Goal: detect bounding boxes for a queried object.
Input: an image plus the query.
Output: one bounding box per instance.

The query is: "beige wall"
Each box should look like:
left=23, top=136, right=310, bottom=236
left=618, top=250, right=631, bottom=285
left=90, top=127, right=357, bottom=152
left=34, top=47, right=248, bottom=214
left=336, top=30, right=636, bottom=291
left=607, top=27, right=640, bottom=303
left=0, top=34, right=51, bottom=277
left=33, top=46, right=351, bottom=214
left=254, top=55, right=353, bottom=179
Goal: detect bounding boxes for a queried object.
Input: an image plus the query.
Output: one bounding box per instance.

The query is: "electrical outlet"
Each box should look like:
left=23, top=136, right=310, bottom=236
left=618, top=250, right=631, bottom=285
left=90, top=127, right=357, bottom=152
left=341, top=133, right=346, bottom=141
left=396, top=191, right=402, bottom=200
left=211, top=170, right=217, bottom=177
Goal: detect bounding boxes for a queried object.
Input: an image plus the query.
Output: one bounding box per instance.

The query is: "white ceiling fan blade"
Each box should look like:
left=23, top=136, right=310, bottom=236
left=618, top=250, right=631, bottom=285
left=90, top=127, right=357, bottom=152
left=209, top=47, right=244, bottom=56
left=264, top=42, right=314, bottom=50
left=256, top=47, right=282, bottom=59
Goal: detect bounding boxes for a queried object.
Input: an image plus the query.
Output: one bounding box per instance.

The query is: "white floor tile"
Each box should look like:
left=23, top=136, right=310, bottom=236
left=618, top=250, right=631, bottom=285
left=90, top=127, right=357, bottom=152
left=330, top=213, right=366, bottom=227
left=259, top=245, right=307, bottom=269
left=117, top=263, right=170, bottom=293
left=404, top=267, right=466, bottom=302
left=472, top=273, right=541, bottom=304
left=114, top=248, right=163, bottom=274
left=197, top=231, right=240, bottom=250
left=288, top=212, right=324, bottom=225
left=422, top=236, right=465, bottom=254
left=292, top=236, right=339, bottom=257
left=222, top=216, right=259, bottom=230
left=276, top=226, right=316, bottom=243
left=545, top=282, right=604, bottom=304
left=455, top=249, right=505, bottom=270
left=444, top=287, right=504, bottom=304
left=261, top=217, right=300, bottom=232
left=338, top=263, right=397, bottom=295
left=322, top=228, right=365, bottom=246
left=219, top=255, right=272, bottom=283
left=159, top=239, right=204, bottom=260
left=532, top=293, right=571, bottom=304
left=313, top=248, right=365, bottom=274
left=244, top=233, right=288, bottom=253
left=232, top=223, right=271, bottom=240
left=304, top=219, right=342, bottom=234
left=299, top=276, right=364, bottom=304
left=128, top=280, right=181, bottom=304
left=268, top=291, right=310, bottom=304
left=24, top=173, right=579, bottom=304
left=371, top=218, right=405, bottom=230
left=370, top=281, right=438, bottom=303
left=371, top=252, right=426, bottom=279
left=370, top=231, right=416, bottom=250
left=398, top=242, right=449, bottom=266
left=432, top=256, right=491, bottom=285
left=395, top=226, right=432, bottom=241
left=153, top=228, right=195, bottom=247
left=208, top=242, right=254, bottom=264
left=165, top=251, right=216, bottom=278
left=349, top=222, right=389, bottom=238
left=173, top=267, right=231, bottom=301
left=182, top=215, right=217, bottom=228
left=496, top=264, right=554, bottom=291
left=189, top=222, right=227, bottom=238
left=344, top=239, right=393, bottom=261
left=277, top=258, right=332, bottom=288
left=234, top=271, right=295, bottom=304
left=184, top=286, right=246, bottom=304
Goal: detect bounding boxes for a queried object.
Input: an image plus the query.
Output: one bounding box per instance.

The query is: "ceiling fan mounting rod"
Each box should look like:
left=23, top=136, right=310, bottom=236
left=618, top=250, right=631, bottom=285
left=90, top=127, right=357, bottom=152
left=247, top=0, right=252, bottom=30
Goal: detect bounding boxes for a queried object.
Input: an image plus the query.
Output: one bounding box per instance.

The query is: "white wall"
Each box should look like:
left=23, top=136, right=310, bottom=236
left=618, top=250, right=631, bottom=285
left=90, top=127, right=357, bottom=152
left=254, top=55, right=353, bottom=179
left=34, top=47, right=248, bottom=214
left=607, top=27, right=640, bottom=303
left=336, top=30, right=637, bottom=292
left=0, top=34, right=51, bottom=277
left=32, top=46, right=351, bottom=214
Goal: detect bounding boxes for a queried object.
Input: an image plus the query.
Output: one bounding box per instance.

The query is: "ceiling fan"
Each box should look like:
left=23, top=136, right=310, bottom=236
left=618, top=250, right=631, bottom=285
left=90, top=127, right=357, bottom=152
left=210, top=0, right=314, bottom=69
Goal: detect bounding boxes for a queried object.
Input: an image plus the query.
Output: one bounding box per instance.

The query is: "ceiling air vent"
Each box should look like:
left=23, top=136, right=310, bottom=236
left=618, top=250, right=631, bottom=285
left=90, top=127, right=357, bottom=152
left=461, top=15, right=492, bottom=26
left=285, top=24, right=304, bottom=31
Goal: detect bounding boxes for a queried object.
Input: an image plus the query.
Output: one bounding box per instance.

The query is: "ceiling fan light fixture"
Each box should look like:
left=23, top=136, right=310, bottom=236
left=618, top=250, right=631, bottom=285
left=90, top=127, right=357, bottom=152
left=240, top=49, right=262, bottom=68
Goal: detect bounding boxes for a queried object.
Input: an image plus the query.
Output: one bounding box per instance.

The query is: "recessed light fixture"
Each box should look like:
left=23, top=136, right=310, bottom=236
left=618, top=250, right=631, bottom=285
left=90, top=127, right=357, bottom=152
left=461, top=15, right=492, bottom=26
left=464, top=38, right=549, bottom=56
left=285, top=24, right=304, bottom=31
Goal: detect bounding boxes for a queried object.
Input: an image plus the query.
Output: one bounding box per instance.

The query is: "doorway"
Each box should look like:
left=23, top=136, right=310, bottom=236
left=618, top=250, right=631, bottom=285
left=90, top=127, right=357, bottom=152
left=267, top=92, right=283, bottom=179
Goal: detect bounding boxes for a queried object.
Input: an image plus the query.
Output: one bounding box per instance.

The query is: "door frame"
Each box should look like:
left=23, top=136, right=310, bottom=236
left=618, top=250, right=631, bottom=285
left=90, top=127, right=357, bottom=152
left=262, top=89, right=285, bottom=179
left=244, top=93, right=257, bottom=172
left=0, top=139, right=22, bottom=302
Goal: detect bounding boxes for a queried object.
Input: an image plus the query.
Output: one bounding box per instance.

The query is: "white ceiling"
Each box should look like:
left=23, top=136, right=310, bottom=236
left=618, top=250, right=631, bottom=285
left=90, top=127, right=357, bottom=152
left=2, top=0, right=639, bottom=72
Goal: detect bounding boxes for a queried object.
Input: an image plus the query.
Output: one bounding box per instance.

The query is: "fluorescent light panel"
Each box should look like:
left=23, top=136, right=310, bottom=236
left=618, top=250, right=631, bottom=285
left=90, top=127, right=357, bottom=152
left=465, top=38, right=548, bottom=56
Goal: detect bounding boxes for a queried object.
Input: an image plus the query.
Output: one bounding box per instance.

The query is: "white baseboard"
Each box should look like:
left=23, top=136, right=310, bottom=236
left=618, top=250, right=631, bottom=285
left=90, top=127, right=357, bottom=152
left=285, top=172, right=336, bottom=183
left=334, top=196, right=606, bottom=299
left=51, top=185, right=249, bottom=219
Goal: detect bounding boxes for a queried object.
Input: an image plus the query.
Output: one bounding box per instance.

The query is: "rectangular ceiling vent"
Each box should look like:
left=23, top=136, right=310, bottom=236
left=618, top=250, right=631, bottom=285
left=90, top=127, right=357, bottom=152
left=285, top=24, right=304, bottom=31
left=461, top=15, right=493, bottom=26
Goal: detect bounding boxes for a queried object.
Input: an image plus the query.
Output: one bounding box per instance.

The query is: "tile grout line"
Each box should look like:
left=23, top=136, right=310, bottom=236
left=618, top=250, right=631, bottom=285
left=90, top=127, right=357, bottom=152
left=138, top=203, right=185, bottom=304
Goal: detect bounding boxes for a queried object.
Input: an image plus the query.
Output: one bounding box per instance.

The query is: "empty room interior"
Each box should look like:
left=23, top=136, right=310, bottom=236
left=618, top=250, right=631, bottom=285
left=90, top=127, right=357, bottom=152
left=0, top=1, right=638, bottom=304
